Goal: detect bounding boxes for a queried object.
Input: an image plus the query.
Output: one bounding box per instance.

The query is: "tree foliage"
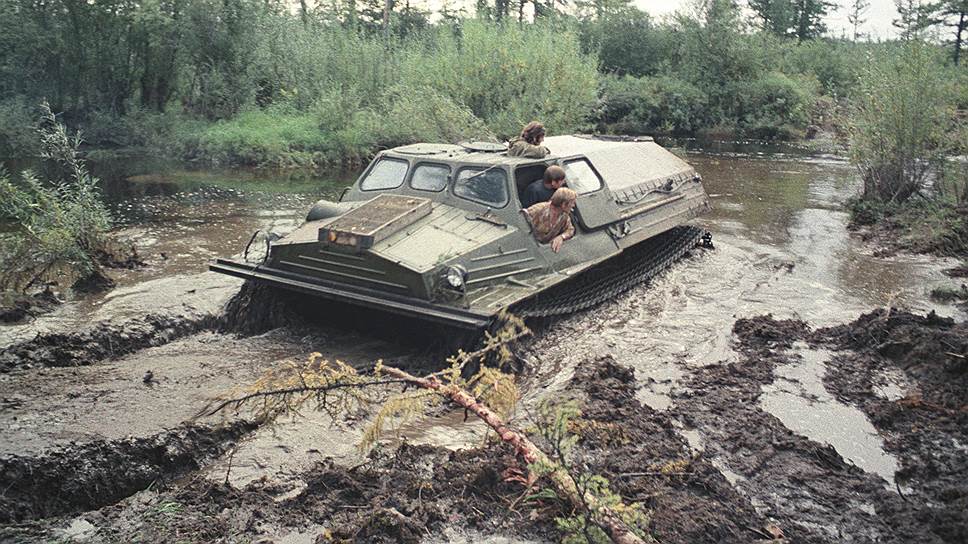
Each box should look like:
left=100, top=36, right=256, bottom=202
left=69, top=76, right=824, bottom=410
left=848, top=42, right=963, bottom=203
left=748, top=0, right=836, bottom=41
left=0, top=103, right=113, bottom=292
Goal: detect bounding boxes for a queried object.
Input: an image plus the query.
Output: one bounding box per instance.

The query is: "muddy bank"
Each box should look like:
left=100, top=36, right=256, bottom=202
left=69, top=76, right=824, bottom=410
left=669, top=313, right=967, bottom=543
left=567, top=358, right=771, bottom=543
left=0, top=312, right=217, bottom=372
left=0, top=288, right=60, bottom=324
left=0, top=272, right=242, bottom=372
left=818, top=309, right=968, bottom=543
left=2, top=356, right=775, bottom=543
left=0, top=421, right=255, bottom=524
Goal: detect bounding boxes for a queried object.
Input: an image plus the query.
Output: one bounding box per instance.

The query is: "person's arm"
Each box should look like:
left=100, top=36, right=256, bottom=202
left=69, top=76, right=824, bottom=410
left=550, top=215, right=574, bottom=252
left=560, top=214, right=575, bottom=241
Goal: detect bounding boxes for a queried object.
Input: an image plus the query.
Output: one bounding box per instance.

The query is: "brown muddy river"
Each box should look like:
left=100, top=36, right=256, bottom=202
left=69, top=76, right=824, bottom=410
left=1, top=145, right=964, bottom=542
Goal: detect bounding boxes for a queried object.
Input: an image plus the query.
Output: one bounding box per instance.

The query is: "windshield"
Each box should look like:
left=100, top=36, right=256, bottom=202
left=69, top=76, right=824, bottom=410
left=360, top=158, right=409, bottom=191
left=562, top=159, right=603, bottom=194
left=454, top=167, right=509, bottom=207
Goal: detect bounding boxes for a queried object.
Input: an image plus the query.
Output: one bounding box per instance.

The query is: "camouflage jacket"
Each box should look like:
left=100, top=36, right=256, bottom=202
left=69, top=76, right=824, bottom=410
left=507, top=137, right=550, bottom=158
left=522, top=202, right=575, bottom=244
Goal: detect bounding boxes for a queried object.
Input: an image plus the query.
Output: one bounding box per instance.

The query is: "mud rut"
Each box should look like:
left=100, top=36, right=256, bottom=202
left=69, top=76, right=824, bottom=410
left=1, top=276, right=966, bottom=543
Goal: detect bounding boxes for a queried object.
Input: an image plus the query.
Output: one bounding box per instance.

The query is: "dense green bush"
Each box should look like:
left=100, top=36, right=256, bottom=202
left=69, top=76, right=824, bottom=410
left=848, top=42, right=960, bottom=203
left=399, top=20, right=599, bottom=138
left=186, top=85, right=495, bottom=167
left=187, top=106, right=331, bottom=167
left=598, top=75, right=708, bottom=135
left=778, top=39, right=865, bottom=97
left=0, top=104, right=113, bottom=291
left=368, top=85, right=494, bottom=147
left=0, top=98, right=37, bottom=157
left=731, top=72, right=814, bottom=139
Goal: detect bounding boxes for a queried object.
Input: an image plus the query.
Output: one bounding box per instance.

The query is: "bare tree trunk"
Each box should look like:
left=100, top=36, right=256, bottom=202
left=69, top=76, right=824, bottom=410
left=299, top=0, right=309, bottom=26
left=955, top=12, right=965, bottom=65
left=382, top=366, right=649, bottom=544
left=382, top=0, right=394, bottom=30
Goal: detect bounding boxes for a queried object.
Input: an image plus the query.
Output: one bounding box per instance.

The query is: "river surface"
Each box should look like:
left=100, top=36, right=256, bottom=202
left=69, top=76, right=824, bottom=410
left=1, top=144, right=964, bottom=519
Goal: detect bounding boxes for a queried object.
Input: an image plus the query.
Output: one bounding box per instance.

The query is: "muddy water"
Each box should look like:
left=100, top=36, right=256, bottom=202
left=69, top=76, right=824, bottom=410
left=1, top=147, right=965, bottom=537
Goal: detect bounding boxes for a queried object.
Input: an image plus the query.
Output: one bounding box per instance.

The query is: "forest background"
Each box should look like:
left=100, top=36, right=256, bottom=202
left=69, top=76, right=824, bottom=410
left=1, top=0, right=966, bottom=168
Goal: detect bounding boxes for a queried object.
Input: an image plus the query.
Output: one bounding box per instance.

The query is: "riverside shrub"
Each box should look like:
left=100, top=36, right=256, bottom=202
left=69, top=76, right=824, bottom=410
left=732, top=72, right=814, bottom=139
left=0, top=104, right=113, bottom=291
left=399, top=20, right=599, bottom=138
left=848, top=42, right=959, bottom=203
left=598, top=75, right=708, bottom=135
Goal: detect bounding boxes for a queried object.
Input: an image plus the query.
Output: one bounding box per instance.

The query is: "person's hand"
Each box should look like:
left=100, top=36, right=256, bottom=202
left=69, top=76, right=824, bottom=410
left=551, top=235, right=563, bottom=253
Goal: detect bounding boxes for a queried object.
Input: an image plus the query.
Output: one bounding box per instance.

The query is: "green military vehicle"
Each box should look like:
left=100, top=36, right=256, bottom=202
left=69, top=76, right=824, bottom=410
left=210, top=135, right=711, bottom=329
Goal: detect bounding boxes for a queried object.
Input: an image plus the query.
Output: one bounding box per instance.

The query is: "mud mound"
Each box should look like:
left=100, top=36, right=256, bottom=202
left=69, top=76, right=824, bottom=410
left=304, top=443, right=556, bottom=543
left=732, top=314, right=810, bottom=351
left=218, top=281, right=305, bottom=336
left=0, top=313, right=216, bottom=373
left=0, top=288, right=60, bottom=324
left=570, top=356, right=771, bottom=543
left=817, top=309, right=968, bottom=543
left=669, top=312, right=966, bottom=543
left=821, top=309, right=966, bottom=386
left=0, top=421, right=255, bottom=523
left=12, top=441, right=558, bottom=544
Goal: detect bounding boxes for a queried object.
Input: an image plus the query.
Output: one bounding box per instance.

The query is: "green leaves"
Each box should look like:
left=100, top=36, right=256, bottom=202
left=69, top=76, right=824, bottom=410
left=0, top=103, right=112, bottom=291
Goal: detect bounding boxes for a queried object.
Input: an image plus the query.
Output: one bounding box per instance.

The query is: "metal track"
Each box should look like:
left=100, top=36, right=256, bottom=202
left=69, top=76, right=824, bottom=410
left=514, top=226, right=708, bottom=318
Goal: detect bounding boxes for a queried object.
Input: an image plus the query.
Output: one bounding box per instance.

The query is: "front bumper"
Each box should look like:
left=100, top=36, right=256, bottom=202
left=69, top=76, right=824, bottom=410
left=210, top=258, right=492, bottom=330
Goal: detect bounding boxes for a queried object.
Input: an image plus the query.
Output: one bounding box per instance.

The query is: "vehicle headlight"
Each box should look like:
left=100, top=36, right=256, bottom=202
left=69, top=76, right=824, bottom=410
left=444, top=265, right=467, bottom=290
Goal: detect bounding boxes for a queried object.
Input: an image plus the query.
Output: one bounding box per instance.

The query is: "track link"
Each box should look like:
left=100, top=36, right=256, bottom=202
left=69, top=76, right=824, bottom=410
left=514, top=226, right=708, bottom=318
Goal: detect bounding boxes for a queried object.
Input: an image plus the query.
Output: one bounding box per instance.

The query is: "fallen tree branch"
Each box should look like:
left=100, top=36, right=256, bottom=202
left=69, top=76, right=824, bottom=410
left=381, top=365, right=649, bottom=544
left=194, top=378, right=411, bottom=419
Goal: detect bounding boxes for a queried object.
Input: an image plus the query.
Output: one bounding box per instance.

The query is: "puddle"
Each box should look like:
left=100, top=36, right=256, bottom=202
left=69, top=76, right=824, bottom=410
left=760, top=343, right=900, bottom=484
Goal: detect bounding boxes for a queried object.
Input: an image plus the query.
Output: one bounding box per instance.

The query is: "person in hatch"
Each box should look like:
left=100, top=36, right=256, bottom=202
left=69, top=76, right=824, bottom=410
left=522, top=187, right=577, bottom=253
left=507, top=121, right=550, bottom=158
left=522, top=165, right=567, bottom=208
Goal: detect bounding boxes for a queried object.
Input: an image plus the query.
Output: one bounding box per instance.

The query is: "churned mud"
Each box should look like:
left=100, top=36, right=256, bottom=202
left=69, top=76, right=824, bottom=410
left=819, top=310, right=968, bottom=543
left=668, top=312, right=967, bottom=543
left=3, top=299, right=967, bottom=543
left=0, top=288, right=60, bottom=324
left=0, top=422, right=254, bottom=524
left=1, top=355, right=775, bottom=544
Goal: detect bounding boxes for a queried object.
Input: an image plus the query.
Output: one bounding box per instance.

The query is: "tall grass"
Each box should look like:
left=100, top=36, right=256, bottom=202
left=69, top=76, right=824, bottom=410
left=0, top=103, right=113, bottom=291
left=398, top=21, right=599, bottom=138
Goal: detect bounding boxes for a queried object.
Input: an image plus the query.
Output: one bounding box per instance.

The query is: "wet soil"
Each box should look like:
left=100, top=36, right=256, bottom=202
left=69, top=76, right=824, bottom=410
left=818, top=309, right=968, bottom=543
left=0, top=288, right=60, bottom=324
left=946, top=264, right=968, bottom=278
left=567, top=357, right=771, bottom=543
left=0, top=312, right=214, bottom=372
left=0, top=421, right=255, bottom=524
left=2, top=148, right=968, bottom=543
left=665, top=312, right=968, bottom=543
left=0, top=356, right=776, bottom=544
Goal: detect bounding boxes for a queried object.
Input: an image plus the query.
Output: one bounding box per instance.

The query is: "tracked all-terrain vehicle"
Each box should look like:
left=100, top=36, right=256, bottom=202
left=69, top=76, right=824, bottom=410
left=211, top=135, right=711, bottom=329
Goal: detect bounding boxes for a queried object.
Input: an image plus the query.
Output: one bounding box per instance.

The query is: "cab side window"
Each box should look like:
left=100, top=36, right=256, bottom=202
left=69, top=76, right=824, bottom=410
left=360, top=158, right=409, bottom=191
left=410, top=164, right=450, bottom=192
left=562, top=159, right=603, bottom=194
left=454, top=167, right=509, bottom=207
